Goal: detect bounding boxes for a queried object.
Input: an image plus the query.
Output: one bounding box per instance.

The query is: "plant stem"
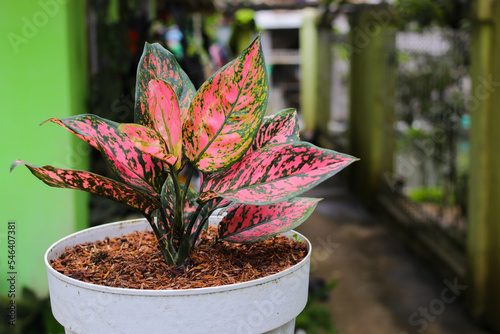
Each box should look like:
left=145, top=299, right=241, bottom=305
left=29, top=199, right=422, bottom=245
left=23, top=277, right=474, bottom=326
left=158, top=207, right=172, bottom=235
left=182, top=164, right=195, bottom=195
left=146, top=214, right=175, bottom=265
left=184, top=201, right=207, bottom=238
left=190, top=198, right=224, bottom=246
left=169, top=165, right=184, bottom=232
left=172, top=201, right=208, bottom=265
left=210, top=237, right=220, bottom=248
left=158, top=208, right=176, bottom=254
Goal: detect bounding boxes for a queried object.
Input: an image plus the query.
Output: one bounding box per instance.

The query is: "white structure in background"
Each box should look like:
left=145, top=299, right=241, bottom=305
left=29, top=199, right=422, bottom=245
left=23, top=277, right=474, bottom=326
left=255, top=10, right=303, bottom=116
left=255, top=8, right=352, bottom=136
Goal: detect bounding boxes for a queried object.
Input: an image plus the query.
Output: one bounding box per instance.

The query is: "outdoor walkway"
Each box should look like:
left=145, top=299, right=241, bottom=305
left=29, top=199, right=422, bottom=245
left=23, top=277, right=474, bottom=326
left=297, top=177, right=489, bottom=334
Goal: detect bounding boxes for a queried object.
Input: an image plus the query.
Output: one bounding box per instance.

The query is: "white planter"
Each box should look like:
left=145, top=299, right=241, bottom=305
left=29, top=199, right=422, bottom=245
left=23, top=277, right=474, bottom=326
left=45, top=218, right=311, bottom=334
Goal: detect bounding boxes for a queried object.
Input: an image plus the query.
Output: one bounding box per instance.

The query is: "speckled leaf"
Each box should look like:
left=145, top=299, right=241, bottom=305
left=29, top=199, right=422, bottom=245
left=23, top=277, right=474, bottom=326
left=203, top=142, right=358, bottom=205
left=10, top=160, right=159, bottom=215
left=183, top=35, right=269, bottom=172
left=218, top=197, right=320, bottom=243
left=185, top=199, right=210, bottom=242
left=183, top=199, right=198, bottom=230
left=46, top=115, right=164, bottom=195
left=182, top=184, right=200, bottom=232
left=42, top=114, right=116, bottom=148
left=160, top=175, right=176, bottom=222
left=197, top=190, right=219, bottom=203
left=119, top=123, right=176, bottom=165
left=160, top=177, right=199, bottom=226
left=184, top=191, right=214, bottom=230
left=247, top=108, right=300, bottom=154
left=159, top=177, right=211, bottom=245
left=147, top=79, right=182, bottom=164
left=135, top=43, right=195, bottom=126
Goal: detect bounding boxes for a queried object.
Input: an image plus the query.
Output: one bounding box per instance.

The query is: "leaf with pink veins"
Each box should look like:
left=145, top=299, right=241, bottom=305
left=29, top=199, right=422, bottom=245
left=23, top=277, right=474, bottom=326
left=10, top=160, right=159, bottom=216
left=119, top=123, right=177, bottom=166
left=247, top=108, right=300, bottom=154
left=45, top=114, right=164, bottom=195
left=135, top=42, right=195, bottom=126
left=183, top=35, right=268, bottom=172
left=147, top=79, right=182, bottom=167
left=218, top=197, right=320, bottom=243
left=202, top=142, right=358, bottom=205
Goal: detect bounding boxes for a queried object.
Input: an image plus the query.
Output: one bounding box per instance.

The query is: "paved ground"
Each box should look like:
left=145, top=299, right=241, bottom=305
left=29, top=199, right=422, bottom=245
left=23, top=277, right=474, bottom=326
left=296, top=177, right=490, bottom=334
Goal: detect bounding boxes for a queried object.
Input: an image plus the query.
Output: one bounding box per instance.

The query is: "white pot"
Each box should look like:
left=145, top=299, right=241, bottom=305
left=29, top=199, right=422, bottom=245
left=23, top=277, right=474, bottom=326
left=45, top=218, right=311, bottom=334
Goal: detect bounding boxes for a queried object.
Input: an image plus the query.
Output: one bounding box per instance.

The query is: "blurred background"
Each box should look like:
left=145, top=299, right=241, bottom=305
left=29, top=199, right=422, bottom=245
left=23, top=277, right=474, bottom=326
left=1, top=0, right=500, bottom=333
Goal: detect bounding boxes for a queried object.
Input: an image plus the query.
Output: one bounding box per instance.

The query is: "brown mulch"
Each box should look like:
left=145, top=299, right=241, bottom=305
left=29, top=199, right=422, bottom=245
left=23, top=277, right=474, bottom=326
left=50, top=227, right=308, bottom=290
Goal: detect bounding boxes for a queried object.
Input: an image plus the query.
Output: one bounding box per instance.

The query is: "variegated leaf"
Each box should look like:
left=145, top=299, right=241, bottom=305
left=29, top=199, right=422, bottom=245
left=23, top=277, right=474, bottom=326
left=10, top=160, right=159, bottom=215
left=147, top=79, right=182, bottom=165
left=186, top=199, right=214, bottom=245
left=46, top=115, right=164, bottom=195
left=135, top=43, right=195, bottom=126
left=182, top=184, right=199, bottom=230
left=183, top=35, right=269, bottom=172
left=42, top=115, right=117, bottom=148
left=218, top=197, right=320, bottom=243
left=118, top=123, right=176, bottom=165
left=202, top=142, right=358, bottom=205
left=158, top=177, right=212, bottom=246
left=160, top=177, right=201, bottom=230
left=160, top=174, right=176, bottom=223
left=248, top=108, right=300, bottom=154
left=197, top=190, right=218, bottom=203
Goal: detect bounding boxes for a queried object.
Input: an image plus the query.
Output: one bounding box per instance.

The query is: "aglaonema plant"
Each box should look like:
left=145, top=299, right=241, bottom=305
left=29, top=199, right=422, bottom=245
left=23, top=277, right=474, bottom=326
left=11, top=35, right=357, bottom=266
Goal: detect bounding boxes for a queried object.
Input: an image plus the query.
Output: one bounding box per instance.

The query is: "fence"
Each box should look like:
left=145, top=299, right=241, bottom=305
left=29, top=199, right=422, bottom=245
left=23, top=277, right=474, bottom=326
left=299, top=2, right=500, bottom=331
left=392, top=28, right=470, bottom=247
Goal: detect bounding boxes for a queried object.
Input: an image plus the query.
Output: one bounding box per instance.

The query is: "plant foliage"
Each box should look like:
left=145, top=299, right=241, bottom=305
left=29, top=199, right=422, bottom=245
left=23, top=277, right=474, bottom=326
left=11, top=36, right=357, bottom=266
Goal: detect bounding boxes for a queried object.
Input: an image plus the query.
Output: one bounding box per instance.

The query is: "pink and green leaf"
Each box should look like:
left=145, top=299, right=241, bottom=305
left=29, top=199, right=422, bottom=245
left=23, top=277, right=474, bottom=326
left=118, top=123, right=176, bottom=165
left=160, top=178, right=213, bottom=245
left=202, top=142, right=358, bottom=205
left=45, top=114, right=164, bottom=195
left=160, top=177, right=200, bottom=229
left=197, top=190, right=218, bottom=203
left=218, top=197, right=320, bottom=243
left=181, top=183, right=199, bottom=231
left=183, top=35, right=269, bottom=172
left=135, top=43, right=195, bottom=126
left=147, top=79, right=183, bottom=166
left=188, top=198, right=230, bottom=245
left=185, top=199, right=210, bottom=243
left=248, top=108, right=300, bottom=154
left=160, top=175, right=176, bottom=224
left=10, top=160, right=159, bottom=215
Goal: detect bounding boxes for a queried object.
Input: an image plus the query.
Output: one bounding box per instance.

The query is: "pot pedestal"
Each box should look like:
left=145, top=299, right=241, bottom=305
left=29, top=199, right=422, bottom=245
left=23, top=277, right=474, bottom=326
left=65, top=319, right=294, bottom=334
left=46, top=219, right=311, bottom=334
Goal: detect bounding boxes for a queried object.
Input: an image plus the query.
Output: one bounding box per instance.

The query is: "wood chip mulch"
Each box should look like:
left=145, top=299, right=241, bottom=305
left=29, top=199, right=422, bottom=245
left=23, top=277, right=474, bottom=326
left=50, top=227, right=308, bottom=290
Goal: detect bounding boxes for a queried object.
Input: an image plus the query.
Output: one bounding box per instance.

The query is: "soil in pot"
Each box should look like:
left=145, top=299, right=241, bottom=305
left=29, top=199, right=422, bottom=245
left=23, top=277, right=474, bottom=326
left=50, top=226, right=308, bottom=290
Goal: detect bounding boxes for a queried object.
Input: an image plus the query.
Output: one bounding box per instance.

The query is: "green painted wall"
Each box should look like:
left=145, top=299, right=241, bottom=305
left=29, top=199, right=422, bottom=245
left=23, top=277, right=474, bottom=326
left=0, top=0, right=88, bottom=296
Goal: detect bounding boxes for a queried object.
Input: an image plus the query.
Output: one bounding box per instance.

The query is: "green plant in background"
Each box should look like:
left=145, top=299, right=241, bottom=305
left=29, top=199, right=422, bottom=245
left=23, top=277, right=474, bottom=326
left=296, top=279, right=339, bottom=334
left=0, top=288, right=63, bottom=334
left=393, top=0, right=470, bottom=30
left=87, top=0, right=141, bottom=123
left=408, top=186, right=453, bottom=205
left=395, top=30, right=469, bottom=214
